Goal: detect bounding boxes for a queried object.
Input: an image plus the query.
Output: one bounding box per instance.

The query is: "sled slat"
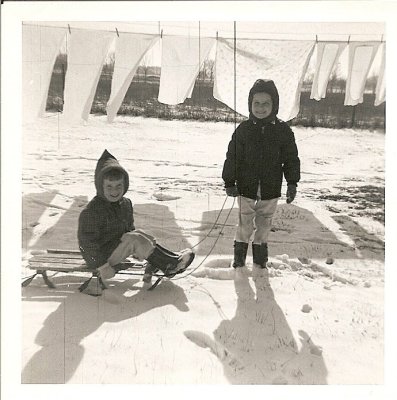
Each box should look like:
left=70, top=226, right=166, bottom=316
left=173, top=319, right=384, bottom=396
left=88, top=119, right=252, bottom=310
left=24, top=249, right=150, bottom=295
left=29, top=259, right=142, bottom=270
left=27, top=250, right=145, bottom=273
left=29, top=257, right=142, bottom=266
left=31, top=253, right=83, bottom=260
left=47, top=249, right=81, bottom=254
left=28, top=263, right=92, bottom=272
left=30, top=257, right=88, bottom=265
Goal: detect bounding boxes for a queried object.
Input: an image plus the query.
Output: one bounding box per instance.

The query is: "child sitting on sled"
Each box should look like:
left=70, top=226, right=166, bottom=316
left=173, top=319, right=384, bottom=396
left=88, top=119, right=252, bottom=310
left=78, top=149, right=195, bottom=285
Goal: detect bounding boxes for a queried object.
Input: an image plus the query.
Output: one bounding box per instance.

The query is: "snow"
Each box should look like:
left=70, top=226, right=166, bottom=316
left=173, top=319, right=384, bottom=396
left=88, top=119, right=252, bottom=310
left=10, top=112, right=390, bottom=395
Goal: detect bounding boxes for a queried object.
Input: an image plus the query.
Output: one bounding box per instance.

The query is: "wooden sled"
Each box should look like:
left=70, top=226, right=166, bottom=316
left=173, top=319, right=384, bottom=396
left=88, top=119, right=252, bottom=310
left=23, top=249, right=148, bottom=296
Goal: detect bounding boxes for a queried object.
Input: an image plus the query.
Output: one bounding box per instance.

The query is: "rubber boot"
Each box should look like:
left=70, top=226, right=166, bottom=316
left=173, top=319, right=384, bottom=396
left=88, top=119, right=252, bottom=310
left=232, top=241, right=248, bottom=268
left=142, top=262, right=158, bottom=284
left=147, top=244, right=195, bottom=277
left=252, top=243, right=268, bottom=269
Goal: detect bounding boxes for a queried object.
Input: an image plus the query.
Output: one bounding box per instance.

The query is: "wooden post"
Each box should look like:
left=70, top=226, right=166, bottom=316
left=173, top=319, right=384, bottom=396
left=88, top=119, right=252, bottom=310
left=351, top=105, right=357, bottom=128
left=61, top=62, right=66, bottom=109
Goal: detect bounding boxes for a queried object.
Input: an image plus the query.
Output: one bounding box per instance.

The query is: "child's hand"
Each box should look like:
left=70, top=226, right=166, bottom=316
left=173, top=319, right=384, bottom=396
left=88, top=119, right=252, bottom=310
left=226, top=186, right=239, bottom=197
left=286, top=184, right=297, bottom=203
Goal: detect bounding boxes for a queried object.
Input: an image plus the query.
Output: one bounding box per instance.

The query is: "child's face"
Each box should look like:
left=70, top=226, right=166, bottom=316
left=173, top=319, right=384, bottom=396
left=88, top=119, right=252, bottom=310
left=103, top=178, right=124, bottom=202
left=252, top=92, right=273, bottom=119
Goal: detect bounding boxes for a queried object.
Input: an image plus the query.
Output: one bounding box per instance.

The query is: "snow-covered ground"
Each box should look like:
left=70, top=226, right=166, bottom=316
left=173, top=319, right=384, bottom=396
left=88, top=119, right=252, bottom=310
left=19, top=114, right=386, bottom=388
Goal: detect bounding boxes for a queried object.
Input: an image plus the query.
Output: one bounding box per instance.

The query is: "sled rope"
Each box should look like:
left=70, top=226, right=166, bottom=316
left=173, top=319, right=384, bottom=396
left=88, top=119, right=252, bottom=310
left=189, top=194, right=229, bottom=250
left=151, top=193, right=235, bottom=286
left=170, top=196, right=236, bottom=280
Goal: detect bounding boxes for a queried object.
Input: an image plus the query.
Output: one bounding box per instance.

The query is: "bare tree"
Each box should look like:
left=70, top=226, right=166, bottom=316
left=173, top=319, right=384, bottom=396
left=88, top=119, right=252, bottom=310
left=103, top=52, right=115, bottom=77
left=202, top=59, right=215, bottom=83
left=365, top=74, right=378, bottom=94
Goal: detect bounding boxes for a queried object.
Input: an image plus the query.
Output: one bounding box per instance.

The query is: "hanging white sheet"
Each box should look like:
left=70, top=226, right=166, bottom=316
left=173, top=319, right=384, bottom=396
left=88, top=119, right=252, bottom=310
left=158, top=36, right=215, bottom=105
left=107, top=33, right=159, bottom=122
left=62, top=30, right=114, bottom=123
left=310, top=42, right=347, bottom=100
left=214, top=38, right=315, bottom=121
left=375, top=43, right=385, bottom=106
left=344, top=41, right=380, bottom=106
left=22, top=25, right=67, bottom=121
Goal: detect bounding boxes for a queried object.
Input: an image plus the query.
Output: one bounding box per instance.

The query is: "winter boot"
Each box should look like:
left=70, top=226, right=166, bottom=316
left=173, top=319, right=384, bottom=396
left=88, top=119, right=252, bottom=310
left=142, top=262, right=159, bottom=284
left=252, top=243, right=268, bottom=269
left=232, top=241, right=249, bottom=268
left=147, top=244, right=195, bottom=277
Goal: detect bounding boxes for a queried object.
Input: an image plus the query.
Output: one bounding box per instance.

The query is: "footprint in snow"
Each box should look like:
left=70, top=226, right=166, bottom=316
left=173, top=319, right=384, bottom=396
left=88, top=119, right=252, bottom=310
left=153, top=192, right=181, bottom=201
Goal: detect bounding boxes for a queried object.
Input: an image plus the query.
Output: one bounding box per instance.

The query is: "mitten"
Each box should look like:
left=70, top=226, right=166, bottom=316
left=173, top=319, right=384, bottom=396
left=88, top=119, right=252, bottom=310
left=286, top=184, right=297, bottom=204
left=225, top=185, right=239, bottom=197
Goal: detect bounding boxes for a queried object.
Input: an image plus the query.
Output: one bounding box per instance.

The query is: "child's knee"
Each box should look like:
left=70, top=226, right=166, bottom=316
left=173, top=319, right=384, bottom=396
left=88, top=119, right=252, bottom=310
left=131, top=229, right=156, bottom=244
left=127, top=232, right=156, bottom=259
left=121, top=232, right=138, bottom=242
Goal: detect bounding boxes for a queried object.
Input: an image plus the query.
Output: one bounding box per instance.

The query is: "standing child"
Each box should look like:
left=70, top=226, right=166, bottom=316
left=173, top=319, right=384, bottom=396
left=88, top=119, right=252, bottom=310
left=222, top=79, right=300, bottom=269
left=78, top=149, right=195, bottom=286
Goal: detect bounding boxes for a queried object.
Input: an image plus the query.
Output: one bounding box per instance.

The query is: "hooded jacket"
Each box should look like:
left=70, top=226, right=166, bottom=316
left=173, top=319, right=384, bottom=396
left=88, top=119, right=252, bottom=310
left=78, top=150, right=135, bottom=268
left=222, top=79, right=300, bottom=200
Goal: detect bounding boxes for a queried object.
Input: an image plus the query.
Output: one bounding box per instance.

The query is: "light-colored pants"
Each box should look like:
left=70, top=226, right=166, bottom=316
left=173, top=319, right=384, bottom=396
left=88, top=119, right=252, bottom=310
left=235, top=196, right=278, bottom=244
left=108, top=230, right=157, bottom=266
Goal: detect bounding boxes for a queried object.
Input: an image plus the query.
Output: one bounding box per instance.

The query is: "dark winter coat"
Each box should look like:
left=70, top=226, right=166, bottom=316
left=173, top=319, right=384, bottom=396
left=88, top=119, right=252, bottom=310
left=222, top=80, right=300, bottom=200
left=78, top=150, right=135, bottom=268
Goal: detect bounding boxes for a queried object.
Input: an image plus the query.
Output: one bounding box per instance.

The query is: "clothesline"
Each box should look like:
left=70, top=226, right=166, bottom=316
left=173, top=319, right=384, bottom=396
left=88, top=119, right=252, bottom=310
left=22, top=24, right=386, bottom=124
left=116, top=21, right=383, bottom=37
left=22, top=22, right=386, bottom=43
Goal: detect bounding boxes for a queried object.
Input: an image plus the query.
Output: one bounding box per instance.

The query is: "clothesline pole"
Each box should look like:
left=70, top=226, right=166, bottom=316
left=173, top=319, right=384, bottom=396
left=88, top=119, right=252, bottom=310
left=233, top=21, right=237, bottom=130
left=351, top=105, right=357, bottom=128
left=233, top=20, right=238, bottom=211
left=198, top=21, right=201, bottom=109
left=57, top=111, right=60, bottom=150
left=61, top=62, right=66, bottom=106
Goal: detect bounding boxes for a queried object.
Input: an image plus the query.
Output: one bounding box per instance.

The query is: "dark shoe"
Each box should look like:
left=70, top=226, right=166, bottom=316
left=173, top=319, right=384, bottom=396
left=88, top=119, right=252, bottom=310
left=142, top=273, right=152, bottom=284
left=232, top=241, right=248, bottom=268
left=252, top=243, right=268, bottom=268
left=175, top=248, right=195, bottom=273
left=147, top=245, right=195, bottom=277
left=161, top=248, right=195, bottom=277
left=81, top=277, right=104, bottom=296
left=142, top=262, right=155, bottom=283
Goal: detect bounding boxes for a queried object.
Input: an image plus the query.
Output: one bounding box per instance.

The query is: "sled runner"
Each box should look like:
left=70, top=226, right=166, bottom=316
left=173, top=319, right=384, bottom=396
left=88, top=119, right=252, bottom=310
left=22, top=249, right=188, bottom=295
